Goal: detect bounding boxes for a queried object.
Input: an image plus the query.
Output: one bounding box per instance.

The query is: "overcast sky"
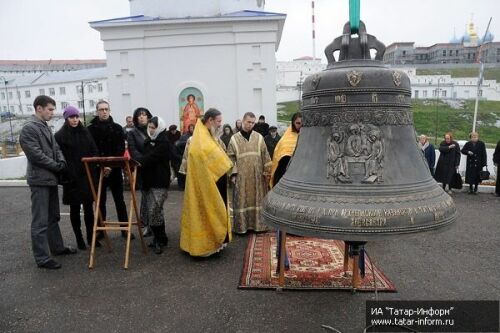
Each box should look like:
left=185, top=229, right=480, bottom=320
left=1, top=0, right=498, bottom=62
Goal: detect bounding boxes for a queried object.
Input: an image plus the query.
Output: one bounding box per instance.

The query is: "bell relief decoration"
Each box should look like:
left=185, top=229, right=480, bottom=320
left=327, top=123, right=384, bottom=184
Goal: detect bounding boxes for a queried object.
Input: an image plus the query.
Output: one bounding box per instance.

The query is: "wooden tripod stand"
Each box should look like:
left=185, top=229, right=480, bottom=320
left=82, top=156, right=147, bottom=269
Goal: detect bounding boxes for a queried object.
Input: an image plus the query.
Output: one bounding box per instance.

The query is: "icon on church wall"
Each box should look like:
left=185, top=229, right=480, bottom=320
left=179, top=87, right=204, bottom=133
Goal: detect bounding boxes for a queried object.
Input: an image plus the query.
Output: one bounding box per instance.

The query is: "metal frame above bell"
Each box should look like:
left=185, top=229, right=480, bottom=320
left=263, top=21, right=457, bottom=241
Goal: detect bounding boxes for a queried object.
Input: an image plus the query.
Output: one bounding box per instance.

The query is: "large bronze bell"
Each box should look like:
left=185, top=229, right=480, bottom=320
left=263, top=21, right=457, bottom=241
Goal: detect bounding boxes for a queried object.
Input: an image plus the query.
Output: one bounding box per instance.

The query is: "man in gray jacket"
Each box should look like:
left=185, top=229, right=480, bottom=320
left=20, top=95, right=77, bottom=269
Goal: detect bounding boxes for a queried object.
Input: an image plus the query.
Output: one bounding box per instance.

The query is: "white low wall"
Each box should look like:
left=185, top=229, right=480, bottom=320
left=0, top=148, right=497, bottom=180
left=0, top=155, right=27, bottom=179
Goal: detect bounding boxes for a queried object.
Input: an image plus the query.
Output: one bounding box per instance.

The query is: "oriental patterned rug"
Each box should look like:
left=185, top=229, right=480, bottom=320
left=239, top=232, right=396, bottom=291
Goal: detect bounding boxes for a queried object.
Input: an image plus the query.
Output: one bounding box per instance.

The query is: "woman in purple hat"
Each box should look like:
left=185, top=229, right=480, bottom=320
left=55, top=106, right=99, bottom=249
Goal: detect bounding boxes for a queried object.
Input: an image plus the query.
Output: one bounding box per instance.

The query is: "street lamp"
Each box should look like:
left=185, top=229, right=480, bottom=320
left=78, top=80, right=98, bottom=126
left=0, top=76, right=14, bottom=142
left=434, top=77, right=444, bottom=145
left=296, top=71, right=304, bottom=107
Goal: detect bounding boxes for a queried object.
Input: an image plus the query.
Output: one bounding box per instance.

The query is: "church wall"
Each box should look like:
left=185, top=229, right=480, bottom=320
left=97, top=18, right=281, bottom=127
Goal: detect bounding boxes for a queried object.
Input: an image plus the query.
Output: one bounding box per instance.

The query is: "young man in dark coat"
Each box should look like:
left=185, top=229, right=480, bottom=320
left=461, top=132, right=487, bottom=194
left=55, top=106, right=99, bottom=249
left=494, top=140, right=500, bottom=197
left=166, top=124, right=181, bottom=145
left=87, top=101, right=132, bottom=239
left=253, top=115, right=270, bottom=137
left=434, top=132, right=461, bottom=194
left=264, top=126, right=281, bottom=159
left=19, top=95, right=76, bottom=269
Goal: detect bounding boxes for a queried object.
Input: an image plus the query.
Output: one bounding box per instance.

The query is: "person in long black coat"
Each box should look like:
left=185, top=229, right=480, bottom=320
left=136, top=116, right=175, bottom=254
left=461, top=132, right=487, bottom=194
left=55, top=106, right=98, bottom=249
left=434, top=132, right=461, bottom=193
left=493, top=140, right=500, bottom=196
left=127, top=107, right=152, bottom=236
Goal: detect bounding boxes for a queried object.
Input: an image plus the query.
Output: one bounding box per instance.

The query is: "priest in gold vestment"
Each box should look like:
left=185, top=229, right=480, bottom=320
left=180, top=109, right=233, bottom=257
left=227, top=112, right=272, bottom=234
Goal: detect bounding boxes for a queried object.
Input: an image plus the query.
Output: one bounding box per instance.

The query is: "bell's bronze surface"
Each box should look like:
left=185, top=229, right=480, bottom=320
left=263, top=21, right=457, bottom=241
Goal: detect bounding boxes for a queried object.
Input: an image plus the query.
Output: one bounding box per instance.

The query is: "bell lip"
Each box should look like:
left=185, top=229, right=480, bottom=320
left=262, top=210, right=457, bottom=242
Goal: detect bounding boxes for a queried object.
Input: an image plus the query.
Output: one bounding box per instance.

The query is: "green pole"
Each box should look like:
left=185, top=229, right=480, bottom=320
left=349, top=0, right=360, bottom=34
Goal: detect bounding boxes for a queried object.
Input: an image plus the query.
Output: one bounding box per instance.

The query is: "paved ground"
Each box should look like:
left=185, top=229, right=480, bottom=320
left=0, top=185, right=499, bottom=333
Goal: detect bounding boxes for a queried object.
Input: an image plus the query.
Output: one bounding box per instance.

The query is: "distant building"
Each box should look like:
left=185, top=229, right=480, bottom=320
left=0, top=59, right=106, bottom=74
left=0, top=68, right=108, bottom=121
left=383, top=19, right=499, bottom=65
left=276, top=56, right=324, bottom=102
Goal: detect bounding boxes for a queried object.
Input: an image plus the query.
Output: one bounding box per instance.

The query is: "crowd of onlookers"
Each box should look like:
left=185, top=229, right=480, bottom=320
left=419, top=132, right=500, bottom=196
left=17, top=93, right=499, bottom=270
left=19, top=95, right=293, bottom=268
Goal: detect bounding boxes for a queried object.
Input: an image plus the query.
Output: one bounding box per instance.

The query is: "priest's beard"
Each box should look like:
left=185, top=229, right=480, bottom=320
left=210, top=126, right=218, bottom=137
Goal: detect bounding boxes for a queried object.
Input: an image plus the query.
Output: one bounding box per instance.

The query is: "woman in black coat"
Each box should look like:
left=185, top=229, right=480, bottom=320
left=55, top=106, right=98, bottom=249
left=127, top=107, right=152, bottom=236
left=136, top=116, right=174, bottom=254
left=461, top=132, right=487, bottom=194
left=434, top=132, right=461, bottom=194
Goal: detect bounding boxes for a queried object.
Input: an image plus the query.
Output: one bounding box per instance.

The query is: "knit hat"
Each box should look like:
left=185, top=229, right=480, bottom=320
left=63, top=106, right=79, bottom=120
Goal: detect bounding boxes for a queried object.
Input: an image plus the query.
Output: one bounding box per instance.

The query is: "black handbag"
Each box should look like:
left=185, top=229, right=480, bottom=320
left=479, top=167, right=490, bottom=181
left=450, top=172, right=463, bottom=189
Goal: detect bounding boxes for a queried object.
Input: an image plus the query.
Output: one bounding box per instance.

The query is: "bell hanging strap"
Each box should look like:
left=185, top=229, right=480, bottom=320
left=349, top=0, right=360, bottom=34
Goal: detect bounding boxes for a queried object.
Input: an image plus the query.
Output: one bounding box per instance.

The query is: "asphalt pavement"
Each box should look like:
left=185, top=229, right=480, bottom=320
left=0, top=185, right=499, bottom=333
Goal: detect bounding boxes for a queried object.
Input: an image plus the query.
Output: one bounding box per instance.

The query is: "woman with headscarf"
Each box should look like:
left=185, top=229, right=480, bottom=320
left=233, top=119, right=242, bottom=134
left=220, top=124, right=233, bottom=149
left=136, top=116, right=174, bottom=254
left=434, top=132, right=461, bottom=194
left=461, top=132, right=487, bottom=194
left=127, top=107, right=153, bottom=236
left=55, top=106, right=98, bottom=249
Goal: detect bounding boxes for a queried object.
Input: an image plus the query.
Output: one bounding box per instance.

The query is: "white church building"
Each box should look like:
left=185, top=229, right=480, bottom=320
left=90, top=0, right=285, bottom=128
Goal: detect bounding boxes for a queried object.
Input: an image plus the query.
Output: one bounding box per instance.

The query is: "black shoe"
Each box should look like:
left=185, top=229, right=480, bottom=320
left=53, top=247, right=77, bottom=256
left=38, top=259, right=61, bottom=269
left=154, top=242, right=163, bottom=254
left=76, top=237, right=87, bottom=250
left=121, top=231, right=135, bottom=240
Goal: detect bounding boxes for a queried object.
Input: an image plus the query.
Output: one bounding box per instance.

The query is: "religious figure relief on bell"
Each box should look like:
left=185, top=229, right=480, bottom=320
left=347, top=70, right=362, bottom=87
left=326, top=130, right=351, bottom=183
left=326, top=123, right=385, bottom=184
left=362, top=128, right=384, bottom=183
left=392, top=71, right=402, bottom=87
left=310, top=74, right=321, bottom=90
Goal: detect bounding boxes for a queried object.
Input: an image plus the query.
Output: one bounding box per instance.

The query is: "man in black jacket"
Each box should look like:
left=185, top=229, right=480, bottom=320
left=20, top=95, right=77, bottom=269
left=88, top=101, right=132, bottom=239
